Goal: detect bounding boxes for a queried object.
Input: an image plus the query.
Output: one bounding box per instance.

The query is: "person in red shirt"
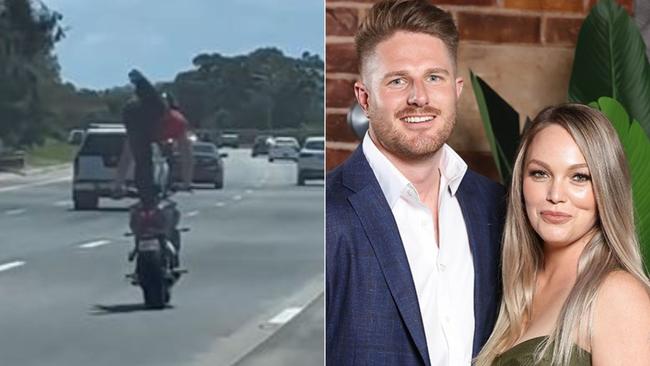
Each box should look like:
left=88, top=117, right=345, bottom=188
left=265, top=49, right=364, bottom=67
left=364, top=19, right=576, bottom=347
left=159, top=92, right=193, bottom=190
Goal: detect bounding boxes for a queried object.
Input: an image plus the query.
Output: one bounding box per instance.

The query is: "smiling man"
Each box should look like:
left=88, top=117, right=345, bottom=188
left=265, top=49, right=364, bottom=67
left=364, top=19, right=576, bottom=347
left=326, top=1, right=507, bottom=365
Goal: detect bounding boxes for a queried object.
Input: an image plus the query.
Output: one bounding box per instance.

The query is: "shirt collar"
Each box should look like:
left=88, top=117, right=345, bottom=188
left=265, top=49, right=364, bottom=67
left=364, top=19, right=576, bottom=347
left=363, top=133, right=409, bottom=208
left=440, top=143, right=468, bottom=196
left=362, top=132, right=467, bottom=208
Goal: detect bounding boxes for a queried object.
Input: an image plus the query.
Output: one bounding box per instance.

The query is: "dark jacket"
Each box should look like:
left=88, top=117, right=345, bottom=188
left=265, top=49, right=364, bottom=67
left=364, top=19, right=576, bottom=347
left=326, top=146, right=505, bottom=366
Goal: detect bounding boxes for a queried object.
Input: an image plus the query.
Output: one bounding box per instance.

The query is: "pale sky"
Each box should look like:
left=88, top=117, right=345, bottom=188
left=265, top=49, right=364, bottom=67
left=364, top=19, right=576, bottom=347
left=42, top=0, right=324, bottom=90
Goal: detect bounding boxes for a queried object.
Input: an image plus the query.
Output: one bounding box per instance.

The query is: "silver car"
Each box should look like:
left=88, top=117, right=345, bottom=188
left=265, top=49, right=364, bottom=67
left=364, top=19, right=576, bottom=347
left=297, top=136, right=324, bottom=185
left=268, top=136, right=300, bottom=162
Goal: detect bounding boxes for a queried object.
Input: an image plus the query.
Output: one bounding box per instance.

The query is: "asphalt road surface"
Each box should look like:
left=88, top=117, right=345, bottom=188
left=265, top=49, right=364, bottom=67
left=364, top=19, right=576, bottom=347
left=0, top=148, right=324, bottom=366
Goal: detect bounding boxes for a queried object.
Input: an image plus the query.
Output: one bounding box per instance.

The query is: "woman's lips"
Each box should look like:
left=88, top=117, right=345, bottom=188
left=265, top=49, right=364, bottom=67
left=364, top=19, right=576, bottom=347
left=540, top=211, right=572, bottom=224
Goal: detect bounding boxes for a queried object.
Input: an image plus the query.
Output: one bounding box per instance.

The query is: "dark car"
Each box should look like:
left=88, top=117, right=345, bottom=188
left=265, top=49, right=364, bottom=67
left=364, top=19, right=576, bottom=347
left=219, top=133, right=239, bottom=148
left=172, top=141, right=227, bottom=189
left=251, top=135, right=272, bottom=157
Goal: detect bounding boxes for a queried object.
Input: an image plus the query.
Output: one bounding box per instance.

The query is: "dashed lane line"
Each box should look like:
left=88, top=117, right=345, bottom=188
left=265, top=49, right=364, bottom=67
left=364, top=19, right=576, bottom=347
left=0, top=261, right=25, bottom=272
left=5, top=209, right=26, bottom=216
left=79, top=240, right=111, bottom=249
left=186, top=210, right=200, bottom=217
left=190, top=274, right=323, bottom=366
left=264, top=307, right=303, bottom=326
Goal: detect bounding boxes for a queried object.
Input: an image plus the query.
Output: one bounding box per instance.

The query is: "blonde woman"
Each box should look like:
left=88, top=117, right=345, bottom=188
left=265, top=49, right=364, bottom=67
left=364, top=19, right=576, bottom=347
left=476, top=104, right=650, bottom=366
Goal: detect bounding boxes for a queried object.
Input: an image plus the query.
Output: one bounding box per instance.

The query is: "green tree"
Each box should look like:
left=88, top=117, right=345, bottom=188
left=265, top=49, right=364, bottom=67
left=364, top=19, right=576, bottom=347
left=171, top=47, right=323, bottom=131
left=0, top=0, right=64, bottom=148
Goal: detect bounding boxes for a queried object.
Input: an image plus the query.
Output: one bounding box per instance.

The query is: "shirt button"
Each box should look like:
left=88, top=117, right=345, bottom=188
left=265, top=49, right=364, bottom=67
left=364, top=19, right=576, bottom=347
left=439, top=263, right=446, bottom=271
left=445, top=316, right=450, bottom=323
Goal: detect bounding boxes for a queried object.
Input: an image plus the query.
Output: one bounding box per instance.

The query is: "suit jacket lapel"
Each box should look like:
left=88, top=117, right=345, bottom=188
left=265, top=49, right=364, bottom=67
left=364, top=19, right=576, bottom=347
left=342, top=148, right=430, bottom=365
left=456, top=175, right=490, bottom=356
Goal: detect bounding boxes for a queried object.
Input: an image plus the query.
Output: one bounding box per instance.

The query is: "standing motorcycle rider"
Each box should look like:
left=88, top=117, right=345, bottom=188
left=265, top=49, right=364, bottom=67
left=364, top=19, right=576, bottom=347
left=113, top=69, right=193, bottom=267
left=114, top=69, right=193, bottom=202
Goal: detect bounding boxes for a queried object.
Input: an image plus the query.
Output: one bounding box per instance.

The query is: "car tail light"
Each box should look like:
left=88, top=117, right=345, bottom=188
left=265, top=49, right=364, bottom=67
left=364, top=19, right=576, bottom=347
left=73, top=157, right=79, bottom=177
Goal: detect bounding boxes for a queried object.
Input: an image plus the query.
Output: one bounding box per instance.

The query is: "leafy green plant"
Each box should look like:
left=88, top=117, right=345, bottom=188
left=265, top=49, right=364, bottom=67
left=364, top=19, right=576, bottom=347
left=569, top=0, right=650, bottom=137
left=470, top=71, right=520, bottom=185
left=470, top=0, right=650, bottom=267
left=591, top=97, right=650, bottom=267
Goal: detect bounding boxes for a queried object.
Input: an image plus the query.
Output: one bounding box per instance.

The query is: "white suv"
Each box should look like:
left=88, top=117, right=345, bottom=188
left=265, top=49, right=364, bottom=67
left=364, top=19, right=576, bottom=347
left=72, top=125, right=169, bottom=210
left=297, top=136, right=324, bottom=185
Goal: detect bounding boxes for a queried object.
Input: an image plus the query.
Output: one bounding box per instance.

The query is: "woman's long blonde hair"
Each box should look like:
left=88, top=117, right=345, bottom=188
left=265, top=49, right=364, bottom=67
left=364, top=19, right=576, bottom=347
left=475, top=104, right=650, bottom=366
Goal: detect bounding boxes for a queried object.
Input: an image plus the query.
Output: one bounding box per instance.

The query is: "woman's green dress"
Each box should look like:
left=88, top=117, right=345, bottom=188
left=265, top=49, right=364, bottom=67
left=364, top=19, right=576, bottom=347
left=492, top=336, right=591, bottom=366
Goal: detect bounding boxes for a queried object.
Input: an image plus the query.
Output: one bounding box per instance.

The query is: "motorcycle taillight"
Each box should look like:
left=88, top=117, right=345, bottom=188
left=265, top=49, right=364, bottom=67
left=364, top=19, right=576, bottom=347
left=139, top=208, right=156, bottom=223
left=131, top=207, right=162, bottom=235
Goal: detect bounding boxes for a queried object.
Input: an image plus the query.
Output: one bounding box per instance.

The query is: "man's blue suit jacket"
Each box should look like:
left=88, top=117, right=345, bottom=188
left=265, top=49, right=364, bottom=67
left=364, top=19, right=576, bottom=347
left=326, top=147, right=505, bottom=366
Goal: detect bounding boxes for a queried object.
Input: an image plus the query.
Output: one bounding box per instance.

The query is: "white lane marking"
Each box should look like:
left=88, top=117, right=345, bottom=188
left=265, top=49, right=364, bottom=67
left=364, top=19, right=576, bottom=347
left=215, top=202, right=226, bottom=207
left=5, top=209, right=26, bottom=216
left=233, top=195, right=242, bottom=201
left=53, top=200, right=70, bottom=207
left=186, top=210, right=199, bottom=217
left=0, top=176, right=70, bottom=193
left=245, top=189, right=253, bottom=194
left=0, top=261, right=25, bottom=272
left=266, top=307, right=303, bottom=325
left=190, top=275, right=322, bottom=366
left=79, top=240, right=111, bottom=249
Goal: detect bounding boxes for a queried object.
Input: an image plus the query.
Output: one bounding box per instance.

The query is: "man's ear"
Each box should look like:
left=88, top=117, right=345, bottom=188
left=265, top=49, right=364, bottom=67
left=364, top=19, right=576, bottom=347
left=354, top=81, right=370, bottom=115
left=455, top=76, right=464, bottom=99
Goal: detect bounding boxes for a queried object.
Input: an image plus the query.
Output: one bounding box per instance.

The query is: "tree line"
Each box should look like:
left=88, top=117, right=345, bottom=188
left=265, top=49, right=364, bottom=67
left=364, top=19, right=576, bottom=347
left=0, top=0, right=324, bottom=150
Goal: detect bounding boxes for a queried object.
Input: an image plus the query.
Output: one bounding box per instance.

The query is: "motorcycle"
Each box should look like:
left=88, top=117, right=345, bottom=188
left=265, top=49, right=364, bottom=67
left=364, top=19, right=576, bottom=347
left=126, top=198, right=187, bottom=309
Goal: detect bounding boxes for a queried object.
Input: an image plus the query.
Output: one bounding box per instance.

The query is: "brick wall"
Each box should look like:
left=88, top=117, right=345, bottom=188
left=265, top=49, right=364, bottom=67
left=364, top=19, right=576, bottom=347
left=326, top=0, right=634, bottom=180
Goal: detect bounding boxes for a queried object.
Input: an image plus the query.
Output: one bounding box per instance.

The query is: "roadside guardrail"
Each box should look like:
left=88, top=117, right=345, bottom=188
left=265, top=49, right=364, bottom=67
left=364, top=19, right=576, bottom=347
left=0, top=151, right=26, bottom=171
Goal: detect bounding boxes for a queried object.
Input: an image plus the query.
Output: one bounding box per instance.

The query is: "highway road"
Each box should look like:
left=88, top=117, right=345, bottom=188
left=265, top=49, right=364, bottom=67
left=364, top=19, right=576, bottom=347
left=0, top=148, right=324, bottom=366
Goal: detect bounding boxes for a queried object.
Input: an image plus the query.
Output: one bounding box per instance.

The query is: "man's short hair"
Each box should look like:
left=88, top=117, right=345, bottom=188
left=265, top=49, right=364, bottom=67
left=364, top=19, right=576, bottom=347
left=355, top=0, right=459, bottom=74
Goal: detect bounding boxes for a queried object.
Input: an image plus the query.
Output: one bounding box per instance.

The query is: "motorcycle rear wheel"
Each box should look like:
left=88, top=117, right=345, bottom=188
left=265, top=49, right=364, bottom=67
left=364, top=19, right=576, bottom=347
left=137, top=250, right=168, bottom=309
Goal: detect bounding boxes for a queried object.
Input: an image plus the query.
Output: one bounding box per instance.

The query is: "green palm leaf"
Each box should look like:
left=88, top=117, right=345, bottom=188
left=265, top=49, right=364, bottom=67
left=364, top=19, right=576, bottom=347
left=470, top=70, right=520, bottom=185
left=593, top=97, right=650, bottom=270
left=569, top=0, right=650, bottom=138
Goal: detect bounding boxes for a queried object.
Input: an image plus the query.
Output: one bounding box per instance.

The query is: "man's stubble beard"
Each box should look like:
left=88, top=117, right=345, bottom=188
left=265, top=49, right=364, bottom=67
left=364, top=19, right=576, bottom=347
left=367, top=104, right=456, bottom=162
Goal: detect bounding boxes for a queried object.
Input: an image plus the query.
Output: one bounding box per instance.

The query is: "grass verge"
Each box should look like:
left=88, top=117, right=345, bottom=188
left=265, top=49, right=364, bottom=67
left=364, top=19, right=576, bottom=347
left=25, top=138, right=76, bottom=167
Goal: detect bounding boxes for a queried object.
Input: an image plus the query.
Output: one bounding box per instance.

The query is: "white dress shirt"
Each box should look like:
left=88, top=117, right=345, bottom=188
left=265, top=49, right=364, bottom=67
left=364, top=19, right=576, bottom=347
left=363, top=133, right=475, bottom=366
